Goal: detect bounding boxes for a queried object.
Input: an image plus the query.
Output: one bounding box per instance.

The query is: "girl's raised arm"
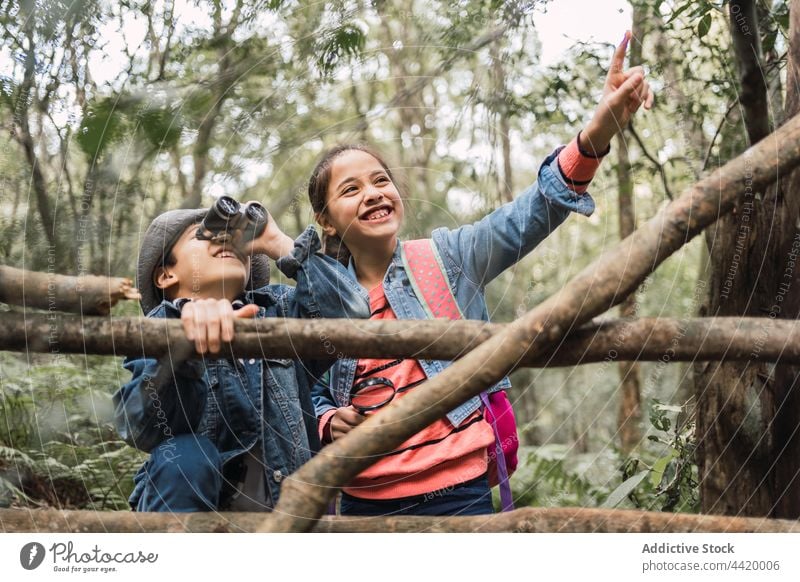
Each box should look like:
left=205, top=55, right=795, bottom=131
left=432, top=31, right=653, bottom=288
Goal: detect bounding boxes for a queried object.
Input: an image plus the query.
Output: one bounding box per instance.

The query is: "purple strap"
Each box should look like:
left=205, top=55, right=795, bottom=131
left=480, top=391, right=514, bottom=512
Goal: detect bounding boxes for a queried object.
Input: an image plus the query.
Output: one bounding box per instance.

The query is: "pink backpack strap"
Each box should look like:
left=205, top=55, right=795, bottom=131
left=401, top=239, right=515, bottom=512
left=401, top=239, right=463, bottom=321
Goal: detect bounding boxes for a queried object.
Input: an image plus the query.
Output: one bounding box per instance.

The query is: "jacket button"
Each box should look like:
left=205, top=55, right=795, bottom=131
left=272, top=470, right=283, bottom=483
left=248, top=358, right=256, bottom=364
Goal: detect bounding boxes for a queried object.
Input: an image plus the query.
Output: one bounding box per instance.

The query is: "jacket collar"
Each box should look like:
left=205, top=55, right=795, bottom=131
left=346, top=238, right=404, bottom=282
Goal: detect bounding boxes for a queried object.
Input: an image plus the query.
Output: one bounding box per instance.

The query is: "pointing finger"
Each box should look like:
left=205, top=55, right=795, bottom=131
left=609, top=30, right=630, bottom=75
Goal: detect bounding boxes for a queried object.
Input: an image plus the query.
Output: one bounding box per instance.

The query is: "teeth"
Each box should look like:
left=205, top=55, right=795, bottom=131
left=365, top=208, right=390, bottom=220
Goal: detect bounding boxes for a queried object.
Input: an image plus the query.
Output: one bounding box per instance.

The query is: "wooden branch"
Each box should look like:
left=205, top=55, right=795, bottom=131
left=261, top=112, right=800, bottom=532
left=0, top=266, right=140, bottom=316
left=4, top=312, right=800, bottom=366
left=2, top=507, right=798, bottom=533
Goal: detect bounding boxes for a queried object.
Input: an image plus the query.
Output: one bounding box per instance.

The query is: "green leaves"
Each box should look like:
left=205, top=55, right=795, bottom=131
left=601, top=470, right=649, bottom=508
left=76, top=99, right=127, bottom=160
left=697, top=12, right=712, bottom=39
left=664, top=0, right=717, bottom=40
left=317, top=23, right=366, bottom=76
left=649, top=450, right=677, bottom=488
left=136, top=106, right=183, bottom=150
left=76, top=97, right=184, bottom=159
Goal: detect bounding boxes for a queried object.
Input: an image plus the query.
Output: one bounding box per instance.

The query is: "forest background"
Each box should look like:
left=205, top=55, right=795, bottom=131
left=0, top=0, right=788, bottom=515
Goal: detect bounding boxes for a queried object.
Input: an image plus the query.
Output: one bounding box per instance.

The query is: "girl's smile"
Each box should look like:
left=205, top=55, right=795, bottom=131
left=360, top=204, right=394, bottom=223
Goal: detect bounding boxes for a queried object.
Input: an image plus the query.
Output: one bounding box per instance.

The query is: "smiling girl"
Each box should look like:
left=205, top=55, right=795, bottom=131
left=309, top=32, right=653, bottom=516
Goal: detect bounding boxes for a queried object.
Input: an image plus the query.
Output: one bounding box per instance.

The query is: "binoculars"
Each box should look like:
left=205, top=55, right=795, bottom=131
left=196, top=196, right=268, bottom=245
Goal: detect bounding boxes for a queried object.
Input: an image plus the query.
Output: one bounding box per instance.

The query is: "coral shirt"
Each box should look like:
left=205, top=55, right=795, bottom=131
left=321, top=284, right=495, bottom=500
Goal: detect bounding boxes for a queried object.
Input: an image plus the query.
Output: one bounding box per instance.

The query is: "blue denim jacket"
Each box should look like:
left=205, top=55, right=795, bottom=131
left=312, top=147, right=596, bottom=427
left=114, top=227, right=370, bottom=508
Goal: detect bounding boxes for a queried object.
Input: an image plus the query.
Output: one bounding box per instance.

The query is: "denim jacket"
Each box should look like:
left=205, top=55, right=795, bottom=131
left=312, top=147, right=596, bottom=427
left=114, top=227, right=370, bottom=508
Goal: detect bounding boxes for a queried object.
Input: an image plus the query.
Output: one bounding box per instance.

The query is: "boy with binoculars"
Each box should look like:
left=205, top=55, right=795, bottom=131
left=113, top=198, right=369, bottom=512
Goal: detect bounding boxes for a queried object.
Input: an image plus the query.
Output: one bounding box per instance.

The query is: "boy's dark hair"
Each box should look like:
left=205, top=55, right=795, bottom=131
left=308, top=143, right=402, bottom=266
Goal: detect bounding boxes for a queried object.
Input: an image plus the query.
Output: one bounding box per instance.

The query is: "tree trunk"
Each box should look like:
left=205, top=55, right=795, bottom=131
left=729, top=0, right=772, bottom=145
left=695, top=0, right=800, bottom=518
left=14, top=24, right=57, bottom=251
left=614, top=3, right=647, bottom=454
left=615, top=131, right=642, bottom=454
left=491, top=39, right=513, bottom=203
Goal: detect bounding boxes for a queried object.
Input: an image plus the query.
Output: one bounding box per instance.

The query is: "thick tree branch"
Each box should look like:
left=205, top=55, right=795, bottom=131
left=0, top=266, right=140, bottom=316
left=1, top=507, right=798, bottom=533
left=3, top=313, right=800, bottom=365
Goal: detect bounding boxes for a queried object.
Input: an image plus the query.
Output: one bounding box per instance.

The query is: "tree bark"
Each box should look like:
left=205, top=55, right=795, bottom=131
left=491, top=39, right=514, bottom=203
left=0, top=266, right=140, bottom=316
left=615, top=131, right=642, bottom=454
left=13, top=23, right=57, bottom=250
left=1, top=507, right=798, bottom=533
left=5, top=312, right=800, bottom=366
left=613, top=3, right=649, bottom=453
left=258, top=112, right=800, bottom=532
left=695, top=0, right=800, bottom=519
left=729, top=0, right=772, bottom=145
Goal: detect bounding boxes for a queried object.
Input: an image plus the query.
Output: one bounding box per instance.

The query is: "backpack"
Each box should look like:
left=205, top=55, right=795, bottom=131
left=401, top=238, right=518, bottom=512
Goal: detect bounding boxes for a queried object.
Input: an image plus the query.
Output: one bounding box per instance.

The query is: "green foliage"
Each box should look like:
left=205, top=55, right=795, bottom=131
left=77, top=99, right=129, bottom=159
left=610, top=400, right=699, bottom=513
left=0, top=352, right=145, bottom=510
left=136, top=106, right=183, bottom=149
left=317, top=23, right=367, bottom=76
left=508, top=400, right=699, bottom=513
left=503, top=445, right=609, bottom=509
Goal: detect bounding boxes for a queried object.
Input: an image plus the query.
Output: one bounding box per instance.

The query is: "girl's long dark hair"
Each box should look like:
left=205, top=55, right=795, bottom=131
left=308, top=143, right=399, bottom=266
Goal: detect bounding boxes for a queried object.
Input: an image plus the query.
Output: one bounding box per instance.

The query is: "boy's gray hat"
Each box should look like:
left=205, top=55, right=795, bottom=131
left=137, top=208, right=270, bottom=315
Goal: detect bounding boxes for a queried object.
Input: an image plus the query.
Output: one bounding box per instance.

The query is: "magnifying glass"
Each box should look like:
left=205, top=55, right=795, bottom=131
left=350, top=377, right=396, bottom=414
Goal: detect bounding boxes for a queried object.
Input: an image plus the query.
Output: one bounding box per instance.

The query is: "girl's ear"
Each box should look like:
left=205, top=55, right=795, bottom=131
left=154, top=266, right=179, bottom=291
left=315, top=212, right=338, bottom=238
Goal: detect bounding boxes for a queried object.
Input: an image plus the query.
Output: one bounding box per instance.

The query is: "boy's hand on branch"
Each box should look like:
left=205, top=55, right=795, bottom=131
left=582, top=30, right=654, bottom=156
left=181, top=298, right=259, bottom=355
left=241, top=200, right=295, bottom=260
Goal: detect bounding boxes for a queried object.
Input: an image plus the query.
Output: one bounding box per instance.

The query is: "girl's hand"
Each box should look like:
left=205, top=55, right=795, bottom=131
left=330, top=406, right=367, bottom=440
left=181, top=298, right=259, bottom=355
left=240, top=200, right=294, bottom=260
left=582, top=30, right=655, bottom=155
